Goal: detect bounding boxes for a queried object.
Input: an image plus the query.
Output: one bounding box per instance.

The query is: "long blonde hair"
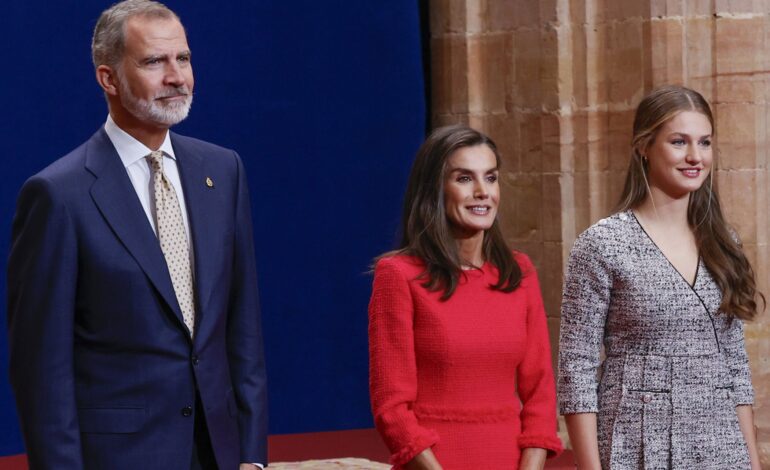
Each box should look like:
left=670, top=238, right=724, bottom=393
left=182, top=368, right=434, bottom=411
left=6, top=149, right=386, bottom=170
left=617, top=85, right=763, bottom=320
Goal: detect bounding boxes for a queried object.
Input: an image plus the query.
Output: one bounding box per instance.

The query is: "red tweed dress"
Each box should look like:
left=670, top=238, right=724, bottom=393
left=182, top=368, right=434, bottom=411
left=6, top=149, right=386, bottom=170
left=369, top=253, right=562, bottom=469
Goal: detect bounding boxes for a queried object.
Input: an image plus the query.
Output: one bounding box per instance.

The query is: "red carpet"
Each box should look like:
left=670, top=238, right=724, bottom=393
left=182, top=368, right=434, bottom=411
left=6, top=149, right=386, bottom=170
left=0, top=429, right=574, bottom=469
left=0, top=456, right=26, bottom=470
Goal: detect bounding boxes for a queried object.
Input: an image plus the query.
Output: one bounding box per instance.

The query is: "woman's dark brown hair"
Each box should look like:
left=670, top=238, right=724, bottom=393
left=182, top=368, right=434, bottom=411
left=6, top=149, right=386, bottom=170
left=617, top=85, right=763, bottom=320
left=382, top=124, right=521, bottom=300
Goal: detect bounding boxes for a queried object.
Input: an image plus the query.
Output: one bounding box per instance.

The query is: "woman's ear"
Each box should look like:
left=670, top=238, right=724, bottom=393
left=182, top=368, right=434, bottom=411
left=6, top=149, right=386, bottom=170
left=634, top=140, right=649, bottom=162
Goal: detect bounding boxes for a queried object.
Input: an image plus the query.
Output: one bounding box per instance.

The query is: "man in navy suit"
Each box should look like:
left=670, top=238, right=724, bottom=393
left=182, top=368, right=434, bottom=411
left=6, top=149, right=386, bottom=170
left=7, top=1, right=267, bottom=468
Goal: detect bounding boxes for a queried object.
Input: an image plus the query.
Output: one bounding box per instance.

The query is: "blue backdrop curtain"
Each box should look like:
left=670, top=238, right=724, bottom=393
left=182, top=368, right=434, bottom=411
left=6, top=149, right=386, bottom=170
left=0, top=1, right=426, bottom=455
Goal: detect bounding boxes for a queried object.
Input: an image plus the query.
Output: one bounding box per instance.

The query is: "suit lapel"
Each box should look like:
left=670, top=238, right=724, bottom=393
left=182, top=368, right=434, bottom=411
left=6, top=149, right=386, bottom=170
left=85, top=129, right=187, bottom=331
left=171, top=133, right=218, bottom=332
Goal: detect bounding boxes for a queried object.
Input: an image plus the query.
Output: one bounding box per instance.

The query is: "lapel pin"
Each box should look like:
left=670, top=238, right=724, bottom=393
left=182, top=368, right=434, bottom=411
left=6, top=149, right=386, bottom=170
left=206, top=177, right=214, bottom=188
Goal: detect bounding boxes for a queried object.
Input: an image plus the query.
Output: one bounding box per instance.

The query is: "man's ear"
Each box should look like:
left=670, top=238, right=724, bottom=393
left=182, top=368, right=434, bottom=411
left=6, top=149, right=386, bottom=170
left=96, top=65, right=119, bottom=96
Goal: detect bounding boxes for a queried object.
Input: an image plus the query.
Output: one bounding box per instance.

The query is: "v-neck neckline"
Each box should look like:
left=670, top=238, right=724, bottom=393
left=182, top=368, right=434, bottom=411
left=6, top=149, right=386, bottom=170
left=629, top=210, right=700, bottom=289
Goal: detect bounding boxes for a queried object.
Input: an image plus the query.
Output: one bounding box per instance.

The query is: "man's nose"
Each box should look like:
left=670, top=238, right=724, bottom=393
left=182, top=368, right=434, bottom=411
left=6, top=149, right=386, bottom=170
left=164, top=62, right=186, bottom=86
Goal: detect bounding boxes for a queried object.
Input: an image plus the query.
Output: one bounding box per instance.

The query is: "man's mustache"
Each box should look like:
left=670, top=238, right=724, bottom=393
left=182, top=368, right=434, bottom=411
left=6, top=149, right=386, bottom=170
left=154, top=86, right=191, bottom=99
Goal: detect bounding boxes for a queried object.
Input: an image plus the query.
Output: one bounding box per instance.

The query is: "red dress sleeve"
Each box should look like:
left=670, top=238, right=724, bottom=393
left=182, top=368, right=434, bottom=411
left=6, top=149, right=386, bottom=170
left=368, top=257, right=439, bottom=466
left=514, top=253, right=563, bottom=457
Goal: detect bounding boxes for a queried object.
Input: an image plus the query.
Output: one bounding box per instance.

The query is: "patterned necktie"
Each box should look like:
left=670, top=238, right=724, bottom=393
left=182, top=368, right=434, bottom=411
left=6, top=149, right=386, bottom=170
left=147, top=150, right=196, bottom=337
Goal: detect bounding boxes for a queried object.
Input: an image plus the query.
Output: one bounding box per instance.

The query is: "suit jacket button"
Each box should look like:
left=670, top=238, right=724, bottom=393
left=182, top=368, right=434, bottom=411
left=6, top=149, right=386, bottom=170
left=192, top=355, right=199, bottom=365
left=181, top=406, right=193, bottom=417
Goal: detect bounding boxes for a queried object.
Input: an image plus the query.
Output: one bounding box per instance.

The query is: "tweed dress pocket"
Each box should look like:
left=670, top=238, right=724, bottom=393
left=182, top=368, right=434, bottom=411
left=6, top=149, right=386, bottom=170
left=609, top=389, right=672, bottom=470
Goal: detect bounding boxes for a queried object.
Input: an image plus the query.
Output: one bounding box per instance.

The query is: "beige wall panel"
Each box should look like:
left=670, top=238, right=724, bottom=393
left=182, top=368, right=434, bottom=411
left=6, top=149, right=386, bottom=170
left=467, top=33, right=509, bottom=114
left=429, top=0, right=467, bottom=35
left=715, top=17, right=763, bottom=74
left=715, top=0, right=765, bottom=14
left=688, top=0, right=716, bottom=16
left=430, top=36, right=469, bottom=116
left=650, top=18, right=686, bottom=85
left=651, top=0, right=686, bottom=17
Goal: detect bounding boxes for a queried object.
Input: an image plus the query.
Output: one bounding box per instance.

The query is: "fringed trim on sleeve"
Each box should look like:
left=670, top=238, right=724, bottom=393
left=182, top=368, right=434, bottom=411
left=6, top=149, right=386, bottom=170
left=518, top=434, right=563, bottom=458
left=389, top=430, right=440, bottom=467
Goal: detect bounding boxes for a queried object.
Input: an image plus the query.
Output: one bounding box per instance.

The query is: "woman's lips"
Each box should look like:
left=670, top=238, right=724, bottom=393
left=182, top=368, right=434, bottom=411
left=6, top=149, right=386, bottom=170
left=679, top=168, right=702, bottom=178
left=467, top=205, right=490, bottom=215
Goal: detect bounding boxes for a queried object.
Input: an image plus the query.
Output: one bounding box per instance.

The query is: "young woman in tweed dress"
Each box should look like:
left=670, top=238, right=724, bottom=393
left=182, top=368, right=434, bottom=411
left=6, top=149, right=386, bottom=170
left=369, top=125, right=562, bottom=469
left=558, top=86, right=763, bottom=469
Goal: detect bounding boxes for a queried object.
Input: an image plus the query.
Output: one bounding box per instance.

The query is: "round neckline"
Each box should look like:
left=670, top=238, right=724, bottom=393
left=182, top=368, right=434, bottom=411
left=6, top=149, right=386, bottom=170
left=460, top=259, right=489, bottom=270
left=460, top=261, right=490, bottom=279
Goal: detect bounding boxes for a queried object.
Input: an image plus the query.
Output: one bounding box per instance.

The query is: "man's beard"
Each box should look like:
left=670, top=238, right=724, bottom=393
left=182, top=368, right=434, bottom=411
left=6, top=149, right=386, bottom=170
left=118, top=72, right=193, bottom=127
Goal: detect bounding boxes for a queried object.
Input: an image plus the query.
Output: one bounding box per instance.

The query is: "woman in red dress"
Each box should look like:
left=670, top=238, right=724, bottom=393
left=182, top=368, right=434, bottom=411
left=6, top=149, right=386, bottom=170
left=369, top=125, right=562, bottom=469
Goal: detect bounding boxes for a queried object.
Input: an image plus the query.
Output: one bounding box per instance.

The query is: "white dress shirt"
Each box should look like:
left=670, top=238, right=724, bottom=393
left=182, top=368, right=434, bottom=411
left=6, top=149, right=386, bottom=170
left=103, top=115, right=191, bottom=243
left=103, top=116, right=263, bottom=470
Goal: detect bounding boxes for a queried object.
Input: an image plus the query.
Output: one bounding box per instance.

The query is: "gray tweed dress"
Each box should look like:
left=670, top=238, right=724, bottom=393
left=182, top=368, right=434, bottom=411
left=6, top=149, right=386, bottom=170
left=558, top=211, right=753, bottom=470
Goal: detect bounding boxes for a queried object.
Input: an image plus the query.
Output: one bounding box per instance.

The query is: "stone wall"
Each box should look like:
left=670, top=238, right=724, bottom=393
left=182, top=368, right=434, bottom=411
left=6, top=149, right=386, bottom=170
left=429, top=0, right=770, bottom=464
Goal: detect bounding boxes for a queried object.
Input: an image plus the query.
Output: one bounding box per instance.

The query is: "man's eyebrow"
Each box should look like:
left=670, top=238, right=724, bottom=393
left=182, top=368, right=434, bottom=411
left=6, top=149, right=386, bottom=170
left=139, top=50, right=191, bottom=63
left=140, top=53, right=168, bottom=63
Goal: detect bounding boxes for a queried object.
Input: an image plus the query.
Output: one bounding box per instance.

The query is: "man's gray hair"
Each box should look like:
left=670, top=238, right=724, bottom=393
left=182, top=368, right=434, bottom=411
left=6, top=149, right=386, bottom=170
left=91, top=0, right=180, bottom=69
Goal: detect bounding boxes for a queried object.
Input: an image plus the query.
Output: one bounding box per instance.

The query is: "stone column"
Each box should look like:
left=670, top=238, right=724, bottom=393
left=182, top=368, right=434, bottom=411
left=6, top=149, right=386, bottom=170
left=429, top=0, right=770, bottom=463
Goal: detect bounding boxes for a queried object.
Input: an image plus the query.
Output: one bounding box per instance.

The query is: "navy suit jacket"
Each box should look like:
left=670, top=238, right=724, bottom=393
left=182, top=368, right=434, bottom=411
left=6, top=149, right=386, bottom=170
left=7, top=128, right=268, bottom=469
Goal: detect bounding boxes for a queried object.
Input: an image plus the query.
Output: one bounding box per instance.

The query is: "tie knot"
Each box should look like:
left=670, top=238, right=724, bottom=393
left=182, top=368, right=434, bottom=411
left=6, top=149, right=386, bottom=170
left=147, top=150, right=164, bottom=173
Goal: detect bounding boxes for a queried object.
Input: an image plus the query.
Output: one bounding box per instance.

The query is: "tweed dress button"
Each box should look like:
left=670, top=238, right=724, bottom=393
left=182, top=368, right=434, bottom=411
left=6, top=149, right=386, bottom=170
left=642, top=394, right=652, bottom=403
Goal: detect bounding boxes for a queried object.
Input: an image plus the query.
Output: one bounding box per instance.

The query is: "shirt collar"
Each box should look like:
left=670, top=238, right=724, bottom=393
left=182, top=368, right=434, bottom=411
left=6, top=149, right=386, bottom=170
left=104, top=114, right=176, bottom=168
